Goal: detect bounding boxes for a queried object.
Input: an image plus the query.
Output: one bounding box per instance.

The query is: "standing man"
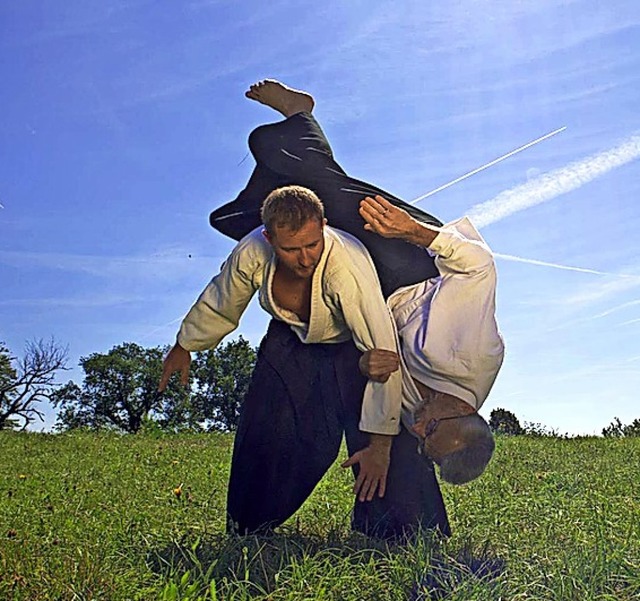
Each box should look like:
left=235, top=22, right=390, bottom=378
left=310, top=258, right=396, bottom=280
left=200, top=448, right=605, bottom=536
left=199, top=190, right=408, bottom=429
left=159, top=185, right=449, bottom=537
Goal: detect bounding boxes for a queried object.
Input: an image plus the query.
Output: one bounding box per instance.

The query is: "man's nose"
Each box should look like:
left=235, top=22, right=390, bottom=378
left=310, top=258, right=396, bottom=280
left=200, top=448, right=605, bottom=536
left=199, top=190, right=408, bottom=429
left=299, top=249, right=313, bottom=266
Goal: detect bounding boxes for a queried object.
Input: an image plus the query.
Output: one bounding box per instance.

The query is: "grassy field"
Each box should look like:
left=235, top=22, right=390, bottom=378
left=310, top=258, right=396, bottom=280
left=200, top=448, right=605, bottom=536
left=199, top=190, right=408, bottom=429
left=1, top=431, right=639, bottom=600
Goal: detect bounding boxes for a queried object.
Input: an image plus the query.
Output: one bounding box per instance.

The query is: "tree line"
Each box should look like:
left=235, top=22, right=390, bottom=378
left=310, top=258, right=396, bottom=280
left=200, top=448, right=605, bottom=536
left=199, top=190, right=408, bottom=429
left=1, top=338, right=639, bottom=437
left=1, top=338, right=255, bottom=433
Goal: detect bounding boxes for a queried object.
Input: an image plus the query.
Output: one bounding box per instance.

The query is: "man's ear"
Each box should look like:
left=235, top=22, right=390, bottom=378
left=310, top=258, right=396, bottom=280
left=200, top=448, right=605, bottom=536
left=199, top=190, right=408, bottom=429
left=262, top=228, right=273, bottom=245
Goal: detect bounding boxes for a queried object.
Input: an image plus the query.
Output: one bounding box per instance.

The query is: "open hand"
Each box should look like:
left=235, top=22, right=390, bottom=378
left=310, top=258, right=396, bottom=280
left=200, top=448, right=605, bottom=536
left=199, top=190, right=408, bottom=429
left=341, top=435, right=392, bottom=501
left=158, top=343, right=191, bottom=391
left=358, top=195, right=416, bottom=240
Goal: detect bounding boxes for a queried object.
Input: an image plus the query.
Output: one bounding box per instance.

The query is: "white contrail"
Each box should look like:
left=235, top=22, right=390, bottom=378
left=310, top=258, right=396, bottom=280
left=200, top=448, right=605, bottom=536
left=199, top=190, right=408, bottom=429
left=409, top=127, right=567, bottom=205
left=494, top=252, right=640, bottom=280
left=138, top=315, right=185, bottom=342
left=467, top=133, right=640, bottom=228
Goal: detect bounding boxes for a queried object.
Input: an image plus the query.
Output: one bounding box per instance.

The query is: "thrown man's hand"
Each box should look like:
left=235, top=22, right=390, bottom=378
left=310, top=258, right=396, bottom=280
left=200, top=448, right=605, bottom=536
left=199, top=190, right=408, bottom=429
left=158, top=343, right=191, bottom=391
left=358, top=195, right=417, bottom=240
left=341, top=434, right=393, bottom=502
left=359, top=349, right=400, bottom=383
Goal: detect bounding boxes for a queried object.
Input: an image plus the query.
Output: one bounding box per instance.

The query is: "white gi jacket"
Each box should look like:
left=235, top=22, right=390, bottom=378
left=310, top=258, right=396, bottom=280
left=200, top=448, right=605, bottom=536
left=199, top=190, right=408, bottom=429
left=177, top=225, right=404, bottom=435
left=390, top=216, right=505, bottom=429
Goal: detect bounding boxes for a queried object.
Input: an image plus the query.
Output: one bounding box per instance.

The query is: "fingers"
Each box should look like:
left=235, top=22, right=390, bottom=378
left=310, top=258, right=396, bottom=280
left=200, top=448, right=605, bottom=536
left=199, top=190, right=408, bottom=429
left=157, top=371, right=169, bottom=392
left=345, top=452, right=373, bottom=501
left=341, top=454, right=357, bottom=468
left=359, top=196, right=400, bottom=238
left=360, top=476, right=377, bottom=502
left=180, top=364, right=190, bottom=387
left=343, top=449, right=389, bottom=501
left=357, top=473, right=384, bottom=502
left=158, top=345, right=191, bottom=391
left=366, top=349, right=400, bottom=382
left=354, top=472, right=378, bottom=502
left=378, top=473, right=387, bottom=498
left=353, top=470, right=366, bottom=498
left=359, top=197, right=385, bottom=225
left=373, top=195, right=395, bottom=213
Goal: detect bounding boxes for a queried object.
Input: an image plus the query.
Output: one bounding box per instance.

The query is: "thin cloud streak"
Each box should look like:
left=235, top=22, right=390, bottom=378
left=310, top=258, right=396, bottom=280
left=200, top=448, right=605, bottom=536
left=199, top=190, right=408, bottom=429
left=0, top=249, right=223, bottom=281
left=0, top=295, right=144, bottom=309
left=563, top=275, right=640, bottom=306
left=467, top=133, right=640, bottom=228
left=545, top=298, right=640, bottom=334
left=494, top=252, right=640, bottom=280
left=617, top=318, right=640, bottom=327
left=138, top=315, right=186, bottom=342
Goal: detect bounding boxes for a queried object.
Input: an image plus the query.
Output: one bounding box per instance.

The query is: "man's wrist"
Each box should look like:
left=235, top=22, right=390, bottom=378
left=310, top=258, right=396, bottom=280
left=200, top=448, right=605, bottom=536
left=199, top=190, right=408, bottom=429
left=405, top=221, right=439, bottom=248
left=369, top=433, right=394, bottom=452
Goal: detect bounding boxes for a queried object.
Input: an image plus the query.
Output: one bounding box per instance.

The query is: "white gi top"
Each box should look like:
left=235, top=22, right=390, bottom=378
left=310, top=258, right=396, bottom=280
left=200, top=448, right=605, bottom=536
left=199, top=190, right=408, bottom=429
left=177, top=225, right=404, bottom=435
left=390, top=216, right=504, bottom=428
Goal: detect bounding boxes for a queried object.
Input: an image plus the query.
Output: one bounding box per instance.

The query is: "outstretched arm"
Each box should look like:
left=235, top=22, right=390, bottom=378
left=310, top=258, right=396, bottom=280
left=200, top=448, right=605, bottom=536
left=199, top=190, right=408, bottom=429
left=158, top=232, right=266, bottom=392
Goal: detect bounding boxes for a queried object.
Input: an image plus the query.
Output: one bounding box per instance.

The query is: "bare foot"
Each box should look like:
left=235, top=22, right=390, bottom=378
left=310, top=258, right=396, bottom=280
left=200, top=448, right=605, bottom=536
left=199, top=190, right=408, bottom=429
left=245, top=79, right=314, bottom=117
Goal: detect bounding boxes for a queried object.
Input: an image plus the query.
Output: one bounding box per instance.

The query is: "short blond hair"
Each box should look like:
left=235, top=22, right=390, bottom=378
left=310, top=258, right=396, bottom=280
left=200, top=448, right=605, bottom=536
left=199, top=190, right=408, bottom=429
left=261, top=185, right=324, bottom=234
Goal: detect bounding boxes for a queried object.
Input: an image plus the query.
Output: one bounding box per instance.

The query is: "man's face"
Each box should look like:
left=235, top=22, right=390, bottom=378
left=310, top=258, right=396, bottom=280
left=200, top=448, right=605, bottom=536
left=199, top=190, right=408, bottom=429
left=412, top=398, right=471, bottom=463
left=421, top=422, right=466, bottom=464
left=264, top=218, right=326, bottom=280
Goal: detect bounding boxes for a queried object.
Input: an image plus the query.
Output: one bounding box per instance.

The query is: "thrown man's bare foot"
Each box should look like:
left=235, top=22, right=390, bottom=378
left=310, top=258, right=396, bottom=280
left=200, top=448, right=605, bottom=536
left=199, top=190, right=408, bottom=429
left=245, top=79, right=315, bottom=117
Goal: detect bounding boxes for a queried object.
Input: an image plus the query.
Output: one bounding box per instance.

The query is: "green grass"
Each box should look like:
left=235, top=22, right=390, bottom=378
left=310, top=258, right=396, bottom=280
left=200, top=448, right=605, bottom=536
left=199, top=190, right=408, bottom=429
left=1, top=432, right=639, bottom=600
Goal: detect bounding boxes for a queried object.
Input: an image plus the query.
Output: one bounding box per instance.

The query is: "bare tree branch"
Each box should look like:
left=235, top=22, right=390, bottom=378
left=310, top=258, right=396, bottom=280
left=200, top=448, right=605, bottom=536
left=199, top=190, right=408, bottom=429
left=0, top=338, right=68, bottom=430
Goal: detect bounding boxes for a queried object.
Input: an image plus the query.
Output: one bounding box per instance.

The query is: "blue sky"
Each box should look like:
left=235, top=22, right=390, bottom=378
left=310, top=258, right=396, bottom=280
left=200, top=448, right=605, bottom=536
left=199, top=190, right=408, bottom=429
left=1, top=0, right=639, bottom=434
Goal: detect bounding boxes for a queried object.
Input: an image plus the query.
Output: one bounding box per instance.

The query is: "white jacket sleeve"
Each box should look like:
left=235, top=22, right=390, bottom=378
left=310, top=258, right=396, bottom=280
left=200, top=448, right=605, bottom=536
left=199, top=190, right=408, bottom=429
left=177, top=235, right=265, bottom=352
left=428, top=216, right=495, bottom=277
left=326, top=262, right=403, bottom=436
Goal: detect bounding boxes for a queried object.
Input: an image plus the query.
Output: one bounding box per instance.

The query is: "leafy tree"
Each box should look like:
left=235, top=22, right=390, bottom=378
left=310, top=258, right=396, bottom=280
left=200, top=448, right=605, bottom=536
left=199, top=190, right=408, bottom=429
left=0, top=339, right=68, bottom=430
left=522, top=421, right=563, bottom=438
left=489, top=407, right=523, bottom=435
left=191, top=336, right=257, bottom=431
left=52, top=343, right=189, bottom=433
left=602, top=416, right=640, bottom=438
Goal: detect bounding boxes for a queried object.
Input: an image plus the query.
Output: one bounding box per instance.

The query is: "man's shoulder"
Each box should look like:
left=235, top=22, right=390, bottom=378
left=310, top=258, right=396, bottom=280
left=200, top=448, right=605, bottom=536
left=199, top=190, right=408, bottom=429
left=323, top=226, right=378, bottom=281
left=236, top=227, right=271, bottom=253
left=324, top=226, right=369, bottom=258
left=229, top=227, right=272, bottom=268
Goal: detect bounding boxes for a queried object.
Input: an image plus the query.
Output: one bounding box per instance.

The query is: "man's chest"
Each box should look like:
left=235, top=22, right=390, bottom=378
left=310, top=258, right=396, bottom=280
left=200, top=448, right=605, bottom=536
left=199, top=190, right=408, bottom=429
left=271, top=270, right=312, bottom=323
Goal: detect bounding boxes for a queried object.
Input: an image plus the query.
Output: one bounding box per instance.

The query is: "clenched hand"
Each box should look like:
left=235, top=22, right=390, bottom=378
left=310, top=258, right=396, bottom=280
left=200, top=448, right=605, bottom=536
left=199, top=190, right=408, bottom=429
left=359, top=349, right=400, bottom=383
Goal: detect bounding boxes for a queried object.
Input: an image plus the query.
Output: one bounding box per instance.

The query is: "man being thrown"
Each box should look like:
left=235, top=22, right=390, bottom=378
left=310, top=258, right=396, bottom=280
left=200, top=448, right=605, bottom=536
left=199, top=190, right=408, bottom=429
left=357, top=194, right=503, bottom=485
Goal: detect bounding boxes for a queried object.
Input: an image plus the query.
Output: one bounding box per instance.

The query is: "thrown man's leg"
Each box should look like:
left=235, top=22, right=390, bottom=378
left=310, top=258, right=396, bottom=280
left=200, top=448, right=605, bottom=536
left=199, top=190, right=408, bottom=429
left=210, top=80, right=442, bottom=296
